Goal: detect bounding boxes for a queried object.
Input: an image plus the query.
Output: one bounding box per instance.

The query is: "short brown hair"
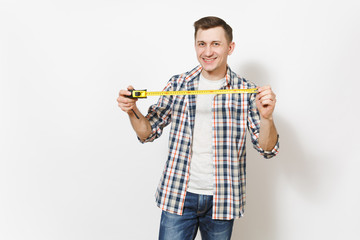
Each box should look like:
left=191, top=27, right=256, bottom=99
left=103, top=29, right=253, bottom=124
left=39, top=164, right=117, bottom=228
left=194, top=16, right=233, bottom=43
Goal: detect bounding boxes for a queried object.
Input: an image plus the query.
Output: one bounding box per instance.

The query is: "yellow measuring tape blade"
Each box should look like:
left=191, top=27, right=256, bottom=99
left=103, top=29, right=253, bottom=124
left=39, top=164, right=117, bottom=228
left=131, top=88, right=258, bottom=99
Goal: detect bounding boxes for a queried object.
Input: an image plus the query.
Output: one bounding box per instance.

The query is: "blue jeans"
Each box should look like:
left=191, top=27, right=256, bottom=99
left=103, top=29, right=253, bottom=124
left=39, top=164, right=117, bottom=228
left=159, top=192, right=234, bottom=240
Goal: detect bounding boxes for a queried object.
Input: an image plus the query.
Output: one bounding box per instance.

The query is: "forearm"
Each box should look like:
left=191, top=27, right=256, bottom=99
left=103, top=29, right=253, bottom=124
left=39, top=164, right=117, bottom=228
left=259, top=117, right=278, bottom=151
left=128, top=106, right=152, bottom=141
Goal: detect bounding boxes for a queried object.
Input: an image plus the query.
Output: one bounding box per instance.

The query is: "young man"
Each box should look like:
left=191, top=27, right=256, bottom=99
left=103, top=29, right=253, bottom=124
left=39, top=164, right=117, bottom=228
left=118, top=16, right=279, bottom=240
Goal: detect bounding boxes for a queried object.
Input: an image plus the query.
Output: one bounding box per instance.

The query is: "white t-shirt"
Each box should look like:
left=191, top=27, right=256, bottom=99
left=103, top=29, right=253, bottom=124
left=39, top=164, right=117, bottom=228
left=187, top=74, right=225, bottom=195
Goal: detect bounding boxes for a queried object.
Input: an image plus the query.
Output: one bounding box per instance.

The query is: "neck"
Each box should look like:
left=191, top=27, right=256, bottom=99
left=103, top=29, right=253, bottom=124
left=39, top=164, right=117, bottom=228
left=201, top=66, right=227, bottom=80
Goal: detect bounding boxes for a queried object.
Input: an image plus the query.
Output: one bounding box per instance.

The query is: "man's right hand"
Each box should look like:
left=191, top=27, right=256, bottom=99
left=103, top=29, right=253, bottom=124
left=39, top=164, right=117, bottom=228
left=117, top=85, right=152, bottom=141
left=117, top=85, right=138, bottom=114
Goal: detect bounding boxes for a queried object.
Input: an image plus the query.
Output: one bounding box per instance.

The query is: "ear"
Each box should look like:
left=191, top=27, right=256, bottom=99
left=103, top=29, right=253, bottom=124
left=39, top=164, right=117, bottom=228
left=228, top=42, right=235, bottom=55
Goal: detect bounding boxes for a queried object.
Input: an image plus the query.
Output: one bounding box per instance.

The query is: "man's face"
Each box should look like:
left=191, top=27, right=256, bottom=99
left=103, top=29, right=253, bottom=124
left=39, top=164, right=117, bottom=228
left=195, top=26, right=235, bottom=79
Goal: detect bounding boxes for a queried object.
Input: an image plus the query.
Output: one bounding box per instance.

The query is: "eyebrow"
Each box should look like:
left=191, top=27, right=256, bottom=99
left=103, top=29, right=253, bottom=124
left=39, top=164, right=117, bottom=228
left=196, top=40, right=222, bottom=43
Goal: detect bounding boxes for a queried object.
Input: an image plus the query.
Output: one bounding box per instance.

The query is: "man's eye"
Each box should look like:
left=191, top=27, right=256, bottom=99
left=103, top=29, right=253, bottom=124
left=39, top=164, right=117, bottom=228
left=213, top=42, right=220, bottom=46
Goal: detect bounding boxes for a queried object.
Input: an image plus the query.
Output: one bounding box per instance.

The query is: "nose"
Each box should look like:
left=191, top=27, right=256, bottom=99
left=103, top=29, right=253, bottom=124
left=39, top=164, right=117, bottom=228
left=204, top=45, right=213, bottom=57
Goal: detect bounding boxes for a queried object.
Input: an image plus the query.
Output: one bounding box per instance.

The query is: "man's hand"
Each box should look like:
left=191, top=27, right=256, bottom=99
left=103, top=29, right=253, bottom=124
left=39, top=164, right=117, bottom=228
left=256, top=86, right=276, bottom=120
left=256, top=86, right=278, bottom=151
left=117, top=85, right=152, bottom=140
left=117, top=85, right=138, bottom=114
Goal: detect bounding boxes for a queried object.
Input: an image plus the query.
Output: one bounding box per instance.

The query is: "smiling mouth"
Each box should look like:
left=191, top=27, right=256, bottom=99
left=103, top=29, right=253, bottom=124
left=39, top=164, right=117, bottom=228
left=203, top=57, right=217, bottom=62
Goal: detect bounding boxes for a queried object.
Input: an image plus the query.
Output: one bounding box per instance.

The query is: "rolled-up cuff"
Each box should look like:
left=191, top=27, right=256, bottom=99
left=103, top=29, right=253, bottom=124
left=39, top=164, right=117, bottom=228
left=137, top=115, right=159, bottom=143
left=137, top=127, right=158, bottom=143
left=259, top=135, right=280, bottom=159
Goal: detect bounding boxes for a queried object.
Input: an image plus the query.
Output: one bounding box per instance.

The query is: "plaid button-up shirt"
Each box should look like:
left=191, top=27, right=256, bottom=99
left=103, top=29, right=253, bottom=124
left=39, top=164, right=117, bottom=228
left=140, top=65, right=279, bottom=220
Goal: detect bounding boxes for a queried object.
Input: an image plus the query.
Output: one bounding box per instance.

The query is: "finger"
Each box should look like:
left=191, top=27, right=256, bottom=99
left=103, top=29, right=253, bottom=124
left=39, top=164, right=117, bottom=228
left=119, top=89, right=131, bottom=97
left=119, top=92, right=140, bottom=104
left=258, top=86, right=272, bottom=94
left=122, top=102, right=136, bottom=108
left=257, top=91, right=271, bottom=99
left=117, top=94, right=138, bottom=104
left=260, top=98, right=276, bottom=106
left=258, top=94, right=275, bottom=102
left=257, top=86, right=274, bottom=95
left=257, top=85, right=271, bottom=92
left=118, top=102, right=135, bottom=112
left=258, top=90, right=276, bottom=100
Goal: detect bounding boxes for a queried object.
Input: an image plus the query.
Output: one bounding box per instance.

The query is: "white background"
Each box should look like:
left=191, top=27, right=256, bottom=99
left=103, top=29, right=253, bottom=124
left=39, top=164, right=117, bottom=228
left=1, top=0, right=359, bottom=239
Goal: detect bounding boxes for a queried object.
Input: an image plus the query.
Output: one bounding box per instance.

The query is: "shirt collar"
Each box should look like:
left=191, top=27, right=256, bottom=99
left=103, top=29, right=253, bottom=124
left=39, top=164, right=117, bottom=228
left=185, top=65, right=234, bottom=88
left=224, top=66, right=233, bottom=88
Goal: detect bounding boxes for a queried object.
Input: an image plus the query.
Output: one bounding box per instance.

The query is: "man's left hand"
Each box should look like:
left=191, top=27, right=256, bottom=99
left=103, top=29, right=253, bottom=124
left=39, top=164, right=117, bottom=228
left=256, top=86, right=276, bottom=120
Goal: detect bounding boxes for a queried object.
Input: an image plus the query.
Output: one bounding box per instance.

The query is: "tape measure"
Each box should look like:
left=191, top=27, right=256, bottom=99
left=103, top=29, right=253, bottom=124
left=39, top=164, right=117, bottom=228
left=129, top=88, right=258, bottom=99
